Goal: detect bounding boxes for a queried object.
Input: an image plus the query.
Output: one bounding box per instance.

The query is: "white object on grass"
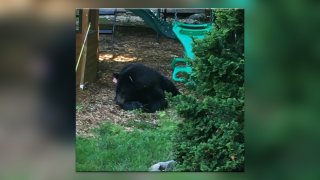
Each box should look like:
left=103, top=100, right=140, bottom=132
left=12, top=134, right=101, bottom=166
left=149, top=160, right=176, bottom=172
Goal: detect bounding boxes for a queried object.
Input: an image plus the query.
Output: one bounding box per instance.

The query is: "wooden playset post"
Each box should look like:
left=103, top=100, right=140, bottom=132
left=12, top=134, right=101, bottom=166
left=75, top=9, right=99, bottom=89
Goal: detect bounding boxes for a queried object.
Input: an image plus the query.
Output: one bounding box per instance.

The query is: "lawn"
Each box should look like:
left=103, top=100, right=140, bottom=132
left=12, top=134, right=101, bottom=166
left=76, top=111, right=179, bottom=171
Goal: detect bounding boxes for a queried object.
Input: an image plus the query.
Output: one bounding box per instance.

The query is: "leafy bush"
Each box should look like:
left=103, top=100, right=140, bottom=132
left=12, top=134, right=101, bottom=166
left=172, top=9, right=244, bottom=171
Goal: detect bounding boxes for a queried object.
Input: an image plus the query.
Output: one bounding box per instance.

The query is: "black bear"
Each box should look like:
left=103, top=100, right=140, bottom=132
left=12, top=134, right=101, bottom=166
left=112, top=63, right=179, bottom=113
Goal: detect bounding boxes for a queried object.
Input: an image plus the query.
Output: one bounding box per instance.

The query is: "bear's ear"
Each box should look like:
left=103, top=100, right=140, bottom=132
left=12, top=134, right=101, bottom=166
left=112, top=73, right=119, bottom=84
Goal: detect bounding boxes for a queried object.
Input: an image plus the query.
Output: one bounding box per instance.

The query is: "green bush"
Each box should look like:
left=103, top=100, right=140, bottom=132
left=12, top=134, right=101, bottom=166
left=172, top=9, right=244, bottom=171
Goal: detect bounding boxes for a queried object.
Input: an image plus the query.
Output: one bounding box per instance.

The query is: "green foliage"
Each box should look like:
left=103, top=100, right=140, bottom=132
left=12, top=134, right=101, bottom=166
left=76, top=111, right=178, bottom=171
left=172, top=9, right=244, bottom=171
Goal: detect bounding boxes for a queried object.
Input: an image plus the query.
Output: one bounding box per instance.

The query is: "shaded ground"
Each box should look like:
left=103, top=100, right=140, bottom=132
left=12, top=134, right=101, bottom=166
left=76, top=26, right=186, bottom=137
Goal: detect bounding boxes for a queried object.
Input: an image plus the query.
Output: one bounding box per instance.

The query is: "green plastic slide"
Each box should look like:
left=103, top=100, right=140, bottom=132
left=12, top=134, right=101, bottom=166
left=127, top=9, right=176, bottom=39
left=171, top=21, right=213, bottom=82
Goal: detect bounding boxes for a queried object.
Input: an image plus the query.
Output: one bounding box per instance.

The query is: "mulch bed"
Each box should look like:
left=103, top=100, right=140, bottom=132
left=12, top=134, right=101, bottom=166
left=76, top=26, right=188, bottom=137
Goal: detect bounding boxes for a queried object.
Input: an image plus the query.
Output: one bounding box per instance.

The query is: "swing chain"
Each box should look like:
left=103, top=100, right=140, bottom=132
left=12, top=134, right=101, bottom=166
left=174, top=9, right=177, bottom=22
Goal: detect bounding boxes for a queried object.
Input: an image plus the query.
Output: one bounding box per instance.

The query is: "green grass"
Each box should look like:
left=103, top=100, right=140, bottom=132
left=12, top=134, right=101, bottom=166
left=76, top=111, right=179, bottom=171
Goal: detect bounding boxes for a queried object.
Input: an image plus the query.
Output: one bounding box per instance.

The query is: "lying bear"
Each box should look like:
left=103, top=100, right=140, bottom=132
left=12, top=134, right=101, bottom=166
left=112, top=63, right=180, bottom=113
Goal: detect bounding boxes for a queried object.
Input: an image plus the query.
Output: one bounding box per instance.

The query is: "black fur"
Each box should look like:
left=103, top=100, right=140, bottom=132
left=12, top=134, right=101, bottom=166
left=113, top=63, right=179, bottom=113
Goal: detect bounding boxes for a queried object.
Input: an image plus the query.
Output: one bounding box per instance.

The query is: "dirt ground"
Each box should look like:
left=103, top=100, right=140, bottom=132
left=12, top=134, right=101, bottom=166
left=76, top=26, right=187, bottom=137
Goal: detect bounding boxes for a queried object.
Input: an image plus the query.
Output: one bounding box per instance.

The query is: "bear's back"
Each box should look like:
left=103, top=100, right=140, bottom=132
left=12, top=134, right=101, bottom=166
left=119, top=63, right=162, bottom=87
